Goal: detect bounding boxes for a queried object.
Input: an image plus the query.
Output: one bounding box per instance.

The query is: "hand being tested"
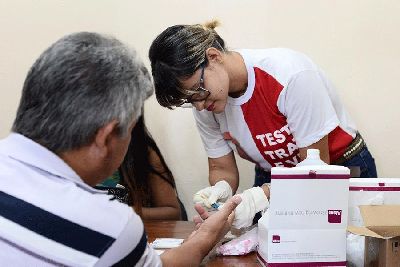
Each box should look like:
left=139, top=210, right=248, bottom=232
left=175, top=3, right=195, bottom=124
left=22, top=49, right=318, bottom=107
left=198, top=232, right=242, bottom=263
left=189, top=195, right=242, bottom=242
left=193, top=180, right=232, bottom=208
left=161, top=196, right=242, bottom=267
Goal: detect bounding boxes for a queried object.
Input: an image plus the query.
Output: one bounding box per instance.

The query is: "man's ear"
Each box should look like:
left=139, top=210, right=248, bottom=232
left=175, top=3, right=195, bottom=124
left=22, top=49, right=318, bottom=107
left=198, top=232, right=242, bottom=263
left=205, top=47, right=223, bottom=63
left=93, top=120, right=119, bottom=158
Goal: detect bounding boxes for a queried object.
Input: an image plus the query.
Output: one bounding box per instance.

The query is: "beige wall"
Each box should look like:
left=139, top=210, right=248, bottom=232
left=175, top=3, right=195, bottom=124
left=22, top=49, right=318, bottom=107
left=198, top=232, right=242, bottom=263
left=1, top=0, right=399, bottom=218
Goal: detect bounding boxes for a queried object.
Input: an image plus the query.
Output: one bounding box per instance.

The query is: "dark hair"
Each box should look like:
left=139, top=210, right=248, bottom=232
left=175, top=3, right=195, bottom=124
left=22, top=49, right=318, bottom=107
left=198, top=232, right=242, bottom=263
left=12, top=32, right=153, bottom=153
left=118, top=114, right=176, bottom=215
left=149, top=20, right=226, bottom=108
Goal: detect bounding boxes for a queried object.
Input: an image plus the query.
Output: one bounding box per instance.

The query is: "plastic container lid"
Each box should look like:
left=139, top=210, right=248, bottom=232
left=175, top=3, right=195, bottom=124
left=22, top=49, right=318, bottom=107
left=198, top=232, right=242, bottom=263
left=296, top=149, right=327, bottom=167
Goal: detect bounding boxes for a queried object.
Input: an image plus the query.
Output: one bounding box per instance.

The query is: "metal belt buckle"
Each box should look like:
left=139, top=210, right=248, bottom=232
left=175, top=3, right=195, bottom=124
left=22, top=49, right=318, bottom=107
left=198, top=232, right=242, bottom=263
left=343, top=133, right=365, bottom=161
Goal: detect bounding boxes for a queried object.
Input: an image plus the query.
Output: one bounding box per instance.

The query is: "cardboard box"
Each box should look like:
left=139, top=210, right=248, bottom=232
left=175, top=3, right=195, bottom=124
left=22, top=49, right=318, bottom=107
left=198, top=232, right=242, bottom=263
left=258, top=165, right=350, bottom=266
left=364, top=236, right=400, bottom=267
left=347, top=205, right=400, bottom=267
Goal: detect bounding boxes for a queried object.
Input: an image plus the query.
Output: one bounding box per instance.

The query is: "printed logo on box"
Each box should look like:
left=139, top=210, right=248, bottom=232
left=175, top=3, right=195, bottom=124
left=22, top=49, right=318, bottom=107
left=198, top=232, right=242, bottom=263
left=328, top=209, right=342, bottom=223
left=272, top=235, right=280, bottom=243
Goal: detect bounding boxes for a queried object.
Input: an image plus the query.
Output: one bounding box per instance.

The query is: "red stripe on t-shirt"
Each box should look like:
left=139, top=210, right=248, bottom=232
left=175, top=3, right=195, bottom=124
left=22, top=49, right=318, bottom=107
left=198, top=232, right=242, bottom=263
left=241, top=67, right=300, bottom=168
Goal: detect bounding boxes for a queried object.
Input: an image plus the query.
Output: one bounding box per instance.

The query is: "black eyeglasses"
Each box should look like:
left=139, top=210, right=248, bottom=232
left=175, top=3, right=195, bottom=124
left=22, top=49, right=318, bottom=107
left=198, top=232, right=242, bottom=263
left=181, top=65, right=210, bottom=105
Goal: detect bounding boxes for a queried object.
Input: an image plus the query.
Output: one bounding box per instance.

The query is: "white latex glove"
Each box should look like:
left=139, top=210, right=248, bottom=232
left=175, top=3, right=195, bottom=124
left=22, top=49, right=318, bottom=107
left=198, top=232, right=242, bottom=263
left=193, top=180, right=232, bottom=208
left=232, top=186, right=269, bottom=229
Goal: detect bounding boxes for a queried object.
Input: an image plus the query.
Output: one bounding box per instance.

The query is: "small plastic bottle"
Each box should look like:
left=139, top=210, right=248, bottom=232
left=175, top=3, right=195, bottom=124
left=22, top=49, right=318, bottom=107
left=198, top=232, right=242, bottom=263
left=296, top=149, right=327, bottom=166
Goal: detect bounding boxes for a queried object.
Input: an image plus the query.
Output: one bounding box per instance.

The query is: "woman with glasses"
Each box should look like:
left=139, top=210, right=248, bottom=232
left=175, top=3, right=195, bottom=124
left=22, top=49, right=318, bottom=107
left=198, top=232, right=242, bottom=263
left=148, top=20, right=377, bottom=228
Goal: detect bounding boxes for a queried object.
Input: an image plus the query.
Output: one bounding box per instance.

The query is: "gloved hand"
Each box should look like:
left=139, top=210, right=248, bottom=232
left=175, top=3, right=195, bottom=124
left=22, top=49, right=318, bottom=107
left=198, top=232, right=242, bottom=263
left=232, top=186, right=269, bottom=229
left=193, top=180, right=232, bottom=209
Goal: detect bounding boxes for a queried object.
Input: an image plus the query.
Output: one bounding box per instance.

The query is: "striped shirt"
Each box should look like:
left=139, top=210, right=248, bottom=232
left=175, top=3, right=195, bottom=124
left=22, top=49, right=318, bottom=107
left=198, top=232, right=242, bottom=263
left=0, top=133, right=161, bottom=266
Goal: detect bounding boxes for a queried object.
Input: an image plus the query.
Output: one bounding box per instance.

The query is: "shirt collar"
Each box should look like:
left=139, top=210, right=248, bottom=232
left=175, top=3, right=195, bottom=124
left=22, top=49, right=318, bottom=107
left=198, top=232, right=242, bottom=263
left=0, top=133, right=90, bottom=187
left=228, top=49, right=255, bottom=106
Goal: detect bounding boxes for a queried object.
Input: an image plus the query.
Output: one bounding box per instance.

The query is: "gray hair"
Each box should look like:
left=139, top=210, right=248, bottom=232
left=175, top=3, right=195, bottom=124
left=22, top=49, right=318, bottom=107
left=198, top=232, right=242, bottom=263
left=12, top=32, right=153, bottom=153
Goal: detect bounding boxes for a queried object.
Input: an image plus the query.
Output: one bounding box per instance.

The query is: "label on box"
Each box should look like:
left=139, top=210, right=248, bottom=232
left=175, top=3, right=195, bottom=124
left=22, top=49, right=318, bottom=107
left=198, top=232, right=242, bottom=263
left=258, top=229, right=347, bottom=266
left=269, top=178, right=349, bottom=229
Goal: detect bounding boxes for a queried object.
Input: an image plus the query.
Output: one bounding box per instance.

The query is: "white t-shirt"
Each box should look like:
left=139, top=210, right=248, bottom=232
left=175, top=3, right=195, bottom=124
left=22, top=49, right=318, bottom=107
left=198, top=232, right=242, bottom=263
left=0, top=133, right=161, bottom=267
left=194, top=48, right=357, bottom=171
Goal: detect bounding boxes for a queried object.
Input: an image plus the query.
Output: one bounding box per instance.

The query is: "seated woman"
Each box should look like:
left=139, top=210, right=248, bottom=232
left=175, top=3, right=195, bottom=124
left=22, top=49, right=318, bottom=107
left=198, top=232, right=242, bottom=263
left=98, top=114, right=187, bottom=221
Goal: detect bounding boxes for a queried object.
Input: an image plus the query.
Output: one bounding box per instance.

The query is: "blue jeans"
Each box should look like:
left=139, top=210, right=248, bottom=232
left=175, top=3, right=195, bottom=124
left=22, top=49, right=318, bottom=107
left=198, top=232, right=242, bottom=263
left=253, top=146, right=377, bottom=187
left=340, top=146, right=377, bottom=178
left=254, top=166, right=271, bottom=187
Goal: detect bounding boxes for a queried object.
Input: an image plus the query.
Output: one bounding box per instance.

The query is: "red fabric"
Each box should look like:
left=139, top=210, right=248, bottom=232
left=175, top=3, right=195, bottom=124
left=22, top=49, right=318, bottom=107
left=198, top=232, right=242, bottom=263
left=328, top=126, right=353, bottom=162
left=241, top=67, right=300, bottom=167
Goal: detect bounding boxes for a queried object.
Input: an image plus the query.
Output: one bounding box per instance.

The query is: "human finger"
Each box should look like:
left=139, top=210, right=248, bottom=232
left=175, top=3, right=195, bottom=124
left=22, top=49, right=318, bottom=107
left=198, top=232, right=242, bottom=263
left=227, top=210, right=236, bottom=225
left=193, top=215, right=202, bottom=225
left=194, top=203, right=210, bottom=220
left=217, top=195, right=241, bottom=218
left=195, top=222, right=202, bottom=231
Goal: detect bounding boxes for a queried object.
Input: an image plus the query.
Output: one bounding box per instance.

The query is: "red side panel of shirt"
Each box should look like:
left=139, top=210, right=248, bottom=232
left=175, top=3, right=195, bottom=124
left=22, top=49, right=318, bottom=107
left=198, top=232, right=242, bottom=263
left=240, top=67, right=353, bottom=167
left=241, top=67, right=300, bottom=167
left=328, top=127, right=353, bottom=162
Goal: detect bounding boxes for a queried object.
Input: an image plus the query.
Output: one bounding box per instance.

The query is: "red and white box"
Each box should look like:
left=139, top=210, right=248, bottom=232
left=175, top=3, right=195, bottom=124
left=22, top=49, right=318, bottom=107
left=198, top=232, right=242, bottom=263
left=348, top=178, right=400, bottom=226
left=258, top=165, right=350, bottom=266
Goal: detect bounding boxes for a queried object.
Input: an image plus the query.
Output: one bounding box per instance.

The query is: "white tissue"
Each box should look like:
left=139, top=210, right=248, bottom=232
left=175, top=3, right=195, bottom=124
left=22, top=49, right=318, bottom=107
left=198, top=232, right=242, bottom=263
left=150, top=238, right=184, bottom=249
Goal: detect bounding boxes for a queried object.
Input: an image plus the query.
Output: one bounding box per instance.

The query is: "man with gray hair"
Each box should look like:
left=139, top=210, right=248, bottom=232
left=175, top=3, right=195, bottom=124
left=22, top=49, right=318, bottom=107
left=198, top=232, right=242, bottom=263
left=0, top=32, right=241, bottom=266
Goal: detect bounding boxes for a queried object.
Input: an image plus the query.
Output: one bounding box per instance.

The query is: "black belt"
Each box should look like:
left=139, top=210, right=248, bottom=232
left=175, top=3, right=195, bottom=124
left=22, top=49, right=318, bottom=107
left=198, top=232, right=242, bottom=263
left=333, top=132, right=366, bottom=165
